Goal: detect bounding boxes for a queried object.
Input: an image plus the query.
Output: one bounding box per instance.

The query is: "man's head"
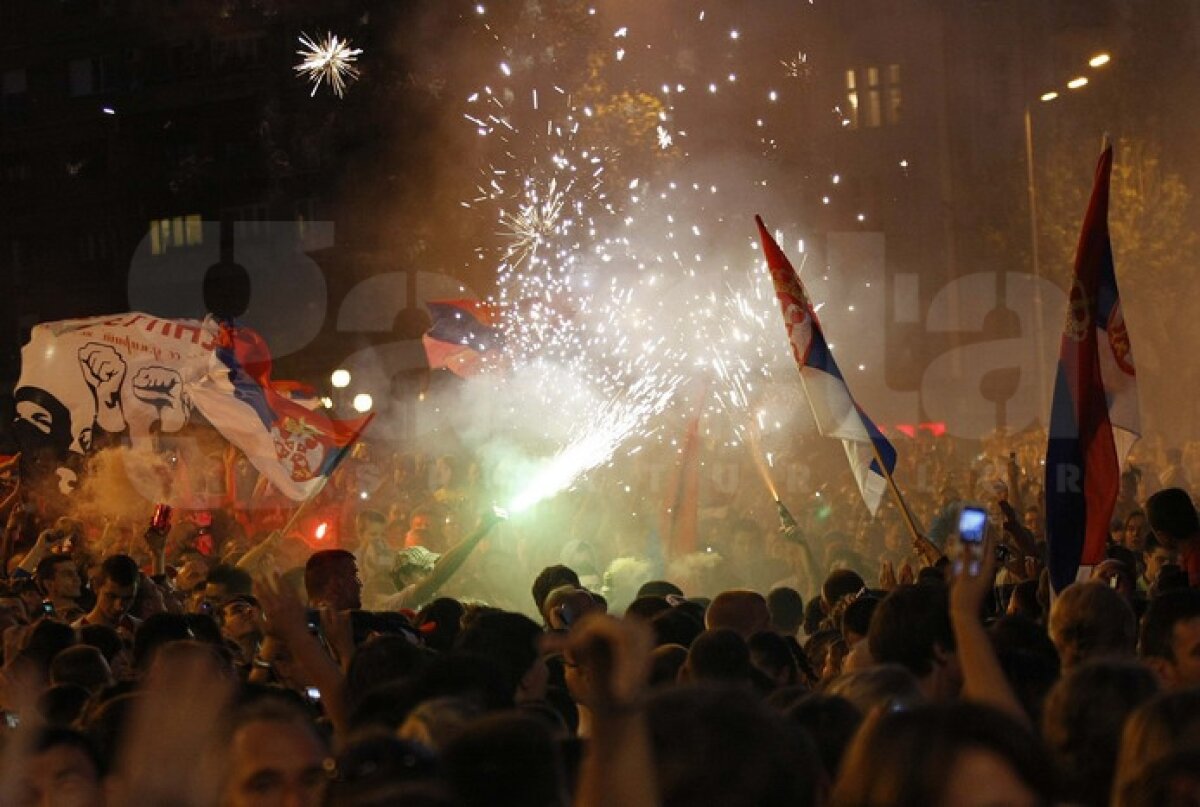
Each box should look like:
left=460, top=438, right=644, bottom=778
left=355, top=509, right=386, bottom=545
left=221, top=595, right=263, bottom=643
left=1146, top=488, right=1200, bottom=550
left=705, top=590, right=771, bottom=639
left=222, top=698, right=329, bottom=807
left=531, top=565, right=580, bottom=614
left=867, top=583, right=960, bottom=699
left=91, top=554, right=139, bottom=625
left=822, top=569, right=866, bottom=609
left=1048, top=581, right=1137, bottom=670
left=50, top=645, right=114, bottom=694
left=766, top=586, right=805, bottom=636
left=203, top=564, right=253, bottom=609
left=36, top=554, right=81, bottom=602
left=1143, top=535, right=1179, bottom=586
left=304, top=550, right=361, bottom=610
left=15, top=728, right=105, bottom=807
left=1140, top=588, right=1200, bottom=689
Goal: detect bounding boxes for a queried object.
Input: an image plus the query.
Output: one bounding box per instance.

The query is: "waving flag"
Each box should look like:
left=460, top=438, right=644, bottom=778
left=756, top=215, right=896, bottom=515
left=189, top=322, right=371, bottom=501
left=422, top=299, right=504, bottom=377
left=1045, top=142, right=1140, bottom=591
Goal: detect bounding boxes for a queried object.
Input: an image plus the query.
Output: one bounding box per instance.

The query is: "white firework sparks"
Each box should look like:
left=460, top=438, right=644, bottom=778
left=294, top=32, right=363, bottom=98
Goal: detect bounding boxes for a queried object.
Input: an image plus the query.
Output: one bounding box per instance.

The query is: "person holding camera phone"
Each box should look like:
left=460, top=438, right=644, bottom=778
left=34, top=553, right=84, bottom=623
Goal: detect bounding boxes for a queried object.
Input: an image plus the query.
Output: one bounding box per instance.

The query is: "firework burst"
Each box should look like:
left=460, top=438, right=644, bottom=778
left=294, top=32, right=363, bottom=98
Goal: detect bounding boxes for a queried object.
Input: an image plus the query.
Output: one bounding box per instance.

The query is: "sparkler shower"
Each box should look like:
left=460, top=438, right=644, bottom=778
left=423, top=1, right=858, bottom=512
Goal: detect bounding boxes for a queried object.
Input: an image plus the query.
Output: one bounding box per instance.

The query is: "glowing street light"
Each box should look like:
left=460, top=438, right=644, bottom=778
left=1067, top=76, right=1089, bottom=90
left=1040, top=91, right=1059, bottom=102
left=352, top=393, right=373, bottom=413
left=331, top=369, right=351, bottom=388
left=1088, top=53, right=1111, bottom=68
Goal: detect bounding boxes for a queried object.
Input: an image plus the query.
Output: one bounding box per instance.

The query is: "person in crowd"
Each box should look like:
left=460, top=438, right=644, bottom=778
left=220, top=696, right=330, bottom=807
left=304, top=549, right=362, bottom=611
left=9, top=728, right=106, bottom=807
left=1047, top=581, right=1137, bottom=670
left=1139, top=587, right=1200, bottom=689
left=72, top=554, right=140, bottom=638
left=867, top=583, right=961, bottom=701
left=1139, top=534, right=1178, bottom=593
left=34, top=553, right=83, bottom=622
left=1112, top=689, right=1200, bottom=807
left=1146, top=487, right=1200, bottom=586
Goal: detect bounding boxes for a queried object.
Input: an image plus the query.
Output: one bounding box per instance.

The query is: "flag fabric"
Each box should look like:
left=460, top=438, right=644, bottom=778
left=13, top=312, right=369, bottom=502
left=190, top=322, right=371, bottom=501
left=1045, top=143, right=1140, bottom=592
left=422, top=299, right=504, bottom=377
left=756, top=215, right=897, bottom=515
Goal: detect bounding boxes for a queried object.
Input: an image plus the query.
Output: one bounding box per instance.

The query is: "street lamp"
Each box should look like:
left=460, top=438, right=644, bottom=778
left=352, top=393, right=374, bottom=413
left=331, top=369, right=351, bottom=389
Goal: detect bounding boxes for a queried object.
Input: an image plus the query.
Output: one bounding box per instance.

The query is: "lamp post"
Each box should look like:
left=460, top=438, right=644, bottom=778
left=1023, top=52, right=1112, bottom=415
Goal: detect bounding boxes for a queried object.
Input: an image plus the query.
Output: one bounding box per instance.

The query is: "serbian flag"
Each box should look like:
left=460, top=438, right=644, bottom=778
left=756, top=215, right=896, bottom=515
left=189, top=322, right=371, bottom=501
left=1045, top=142, right=1140, bottom=591
left=422, top=299, right=504, bottom=377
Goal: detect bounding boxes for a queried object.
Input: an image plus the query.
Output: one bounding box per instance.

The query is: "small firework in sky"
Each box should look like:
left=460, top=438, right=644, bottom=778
left=294, top=32, right=363, bottom=98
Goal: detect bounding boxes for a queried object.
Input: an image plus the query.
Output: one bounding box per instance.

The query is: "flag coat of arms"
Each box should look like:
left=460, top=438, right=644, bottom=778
left=756, top=216, right=897, bottom=515
left=14, top=312, right=368, bottom=501
left=1045, top=143, right=1140, bottom=591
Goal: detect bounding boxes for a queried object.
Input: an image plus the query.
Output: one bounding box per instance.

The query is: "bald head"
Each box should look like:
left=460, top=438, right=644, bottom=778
left=705, top=590, right=771, bottom=639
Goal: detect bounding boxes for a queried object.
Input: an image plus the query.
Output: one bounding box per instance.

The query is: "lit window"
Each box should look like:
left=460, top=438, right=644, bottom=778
left=866, top=67, right=882, bottom=128
left=149, top=214, right=203, bottom=256
left=887, top=64, right=902, bottom=124
left=844, top=69, right=859, bottom=129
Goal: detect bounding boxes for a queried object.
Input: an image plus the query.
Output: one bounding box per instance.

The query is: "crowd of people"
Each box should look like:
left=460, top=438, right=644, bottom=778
left=1, top=428, right=1200, bottom=806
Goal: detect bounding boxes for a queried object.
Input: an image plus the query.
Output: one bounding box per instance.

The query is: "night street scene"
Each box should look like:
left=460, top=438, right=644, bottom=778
left=3, top=1, right=1200, bottom=805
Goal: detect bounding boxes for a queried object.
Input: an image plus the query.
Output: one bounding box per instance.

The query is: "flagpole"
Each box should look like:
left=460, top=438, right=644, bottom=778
left=866, top=438, right=940, bottom=564
left=238, top=413, right=375, bottom=570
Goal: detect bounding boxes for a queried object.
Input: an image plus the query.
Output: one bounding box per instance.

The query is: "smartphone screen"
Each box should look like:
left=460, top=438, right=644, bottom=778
left=956, top=506, right=988, bottom=575
left=958, top=507, right=987, bottom=543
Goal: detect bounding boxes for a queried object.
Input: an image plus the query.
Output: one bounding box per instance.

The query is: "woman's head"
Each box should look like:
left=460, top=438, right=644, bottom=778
left=831, top=702, right=1053, bottom=807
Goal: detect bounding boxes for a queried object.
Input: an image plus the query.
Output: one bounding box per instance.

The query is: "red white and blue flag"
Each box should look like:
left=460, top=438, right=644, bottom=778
left=1045, top=142, right=1140, bottom=591
left=190, top=322, right=371, bottom=501
left=756, top=216, right=896, bottom=515
left=422, top=299, right=504, bottom=377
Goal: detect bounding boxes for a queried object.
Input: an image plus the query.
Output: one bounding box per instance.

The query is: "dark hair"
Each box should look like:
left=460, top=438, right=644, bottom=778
left=1042, top=660, right=1159, bottom=807
left=1146, top=488, right=1200, bottom=541
left=454, top=611, right=543, bottom=700
left=867, top=584, right=955, bottom=678
left=35, top=554, right=75, bottom=588
left=647, top=686, right=823, bottom=807
left=832, top=702, right=1053, bottom=807
left=638, top=580, right=684, bottom=599
left=204, top=564, right=252, bottom=598
left=37, top=684, right=92, bottom=727
left=531, top=565, right=579, bottom=613
left=652, top=606, right=704, bottom=648
left=840, top=595, right=879, bottom=640
left=441, top=713, right=565, bottom=807
left=766, top=587, right=805, bottom=634
left=749, top=631, right=798, bottom=686
left=417, top=597, right=466, bottom=653
left=687, top=629, right=752, bottom=684
left=625, top=596, right=671, bottom=621
left=31, top=727, right=106, bottom=777
left=345, top=635, right=431, bottom=713
left=132, top=612, right=222, bottom=672
left=1139, top=588, right=1200, bottom=661
left=50, top=645, right=112, bottom=693
left=802, top=598, right=825, bottom=636
left=96, top=554, right=139, bottom=589
left=822, top=570, right=865, bottom=606
left=78, top=624, right=122, bottom=663
left=785, top=693, right=862, bottom=781
left=304, top=549, right=356, bottom=601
